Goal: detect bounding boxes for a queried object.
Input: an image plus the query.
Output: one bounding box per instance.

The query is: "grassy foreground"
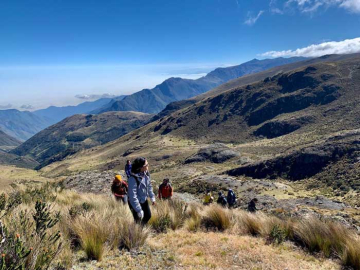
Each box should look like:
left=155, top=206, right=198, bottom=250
left=0, top=183, right=359, bottom=269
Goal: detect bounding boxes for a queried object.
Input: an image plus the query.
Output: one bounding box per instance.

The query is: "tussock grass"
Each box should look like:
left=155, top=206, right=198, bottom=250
left=201, top=205, right=231, bottom=231
left=119, top=221, right=150, bottom=250
left=3, top=184, right=360, bottom=269
left=341, top=239, right=360, bottom=269
left=184, top=205, right=201, bottom=232
left=149, top=200, right=188, bottom=232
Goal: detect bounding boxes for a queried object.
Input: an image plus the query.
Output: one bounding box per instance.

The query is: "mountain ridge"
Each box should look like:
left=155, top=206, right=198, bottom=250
left=95, top=57, right=307, bottom=114
left=0, top=109, right=51, bottom=141
left=12, top=111, right=153, bottom=168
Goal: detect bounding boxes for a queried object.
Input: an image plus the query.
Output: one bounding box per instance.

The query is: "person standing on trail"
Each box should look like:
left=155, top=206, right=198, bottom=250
left=227, top=189, right=237, bottom=208
left=158, top=178, right=173, bottom=200
left=128, top=157, right=156, bottom=225
left=125, top=160, right=132, bottom=179
left=111, top=175, right=128, bottom=204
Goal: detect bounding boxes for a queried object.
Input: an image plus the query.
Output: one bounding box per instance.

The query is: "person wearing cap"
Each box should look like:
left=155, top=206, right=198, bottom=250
left=128, top=157, right=156, bottom=225
left=158, top=178, right=173, bottom=200
left=111, top=175, right=129, bottom=204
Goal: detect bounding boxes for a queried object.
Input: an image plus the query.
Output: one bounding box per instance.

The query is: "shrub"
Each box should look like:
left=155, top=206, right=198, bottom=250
left=1, top=200, right=62, bottom=270
left=268, top=224, right=286, bottom=245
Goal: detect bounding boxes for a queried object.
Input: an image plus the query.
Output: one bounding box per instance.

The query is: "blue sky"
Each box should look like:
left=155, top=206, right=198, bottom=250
left=0, top=0, right=360, bottom=109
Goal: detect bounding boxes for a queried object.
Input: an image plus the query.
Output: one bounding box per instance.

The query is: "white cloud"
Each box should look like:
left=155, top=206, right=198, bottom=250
left=0, top=104, right=12, bottom=110
left=261, top=37, right=360, bottom=58
left=270, top=0, right=285, bottom=13
left=75, top=93, right=117, bottom=100
left=286, top=0, right=360, bottom=13
left=244, top=10, right=265, bottom=25
left=340, top=0, right=360, bottom=12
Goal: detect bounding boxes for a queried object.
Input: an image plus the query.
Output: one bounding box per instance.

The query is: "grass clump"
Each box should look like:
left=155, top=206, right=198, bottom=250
left=149, top=200, right=187, bottom=232
left=201, top=205, right=231, bottom=231
left=119, top=222, right=150, bottom=250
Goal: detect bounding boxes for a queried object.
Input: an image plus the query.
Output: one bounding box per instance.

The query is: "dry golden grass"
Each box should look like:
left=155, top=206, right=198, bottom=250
left=149, top=231, right=339, bottom=270
left=0, top=165, right=52, bottom=191
left=2, top=186, right=360, bottom=269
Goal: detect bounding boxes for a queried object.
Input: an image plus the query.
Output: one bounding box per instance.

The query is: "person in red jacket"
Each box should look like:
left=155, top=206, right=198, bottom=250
left=111, top=175, right=129, bottom=204
left=158, top=178, right=173, bottom=200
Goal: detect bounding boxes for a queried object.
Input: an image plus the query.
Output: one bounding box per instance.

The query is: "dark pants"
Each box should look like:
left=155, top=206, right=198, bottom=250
left=129, top=200, right=152, bottom=225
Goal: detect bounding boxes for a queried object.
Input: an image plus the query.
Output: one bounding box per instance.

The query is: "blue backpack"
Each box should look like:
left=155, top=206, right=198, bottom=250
left=227, top=190, right=236, bottom=205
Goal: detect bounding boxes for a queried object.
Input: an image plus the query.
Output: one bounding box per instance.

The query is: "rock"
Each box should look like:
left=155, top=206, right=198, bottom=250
left=185, top=143, right=240, bottom=164
left=63, top=171, right=125, bottom=194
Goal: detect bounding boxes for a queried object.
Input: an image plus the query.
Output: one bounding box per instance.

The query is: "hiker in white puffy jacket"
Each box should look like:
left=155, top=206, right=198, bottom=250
left=128, top=157, right=156, bottom=225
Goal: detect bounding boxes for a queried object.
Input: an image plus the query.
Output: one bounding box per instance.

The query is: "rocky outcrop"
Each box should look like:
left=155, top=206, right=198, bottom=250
left=227, top=132, right=360, bottom=181
left=185, top=143, right=239, bottom=164
left=253, top=116, right=314, bottom=138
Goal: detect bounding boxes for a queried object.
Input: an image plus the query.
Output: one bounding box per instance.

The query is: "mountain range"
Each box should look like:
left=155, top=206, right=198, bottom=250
left=0, top=109, right=51, bottom=141
left=94, top=57, right=307, bottom=114
left=40, top=53, right=360, bottom=195
left=33, top=96, right=125, bottom=125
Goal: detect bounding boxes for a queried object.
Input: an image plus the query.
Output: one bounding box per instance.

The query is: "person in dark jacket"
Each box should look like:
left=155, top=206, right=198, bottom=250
left=125, top=160, right=132, bottom=179
left=217, top=192, right=228, bottom=207
left=111, top=175, right=128, bottom=204
left=248, top=198, right=258, bottom=213
left=128, top=157, right=156, bottom=225
left=227, top=189, right=237, bottom=208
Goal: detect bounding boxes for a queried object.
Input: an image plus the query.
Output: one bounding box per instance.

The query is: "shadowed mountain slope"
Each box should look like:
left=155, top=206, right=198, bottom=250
left=154, top=54, right=358, bottom=120
left=0, top=129, right=21, bottom=151
left=153, top=55, right=360, bottom=143
left=0, top=109, right=51, bottom=141
left=12, top=111, right=152, bottom=168
left=95, top=57, right=306, bottom=114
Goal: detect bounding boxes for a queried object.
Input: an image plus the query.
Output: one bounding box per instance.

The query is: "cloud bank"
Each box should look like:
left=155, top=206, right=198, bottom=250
left=286, top=0, right=360, bottom=13
left=244, top=10, right=265, bottom=25
left=75, top=93, right=117, bottom=101
left=261, top=37, right=360, bottom=58
left=0, top=104, right=12, bottom=110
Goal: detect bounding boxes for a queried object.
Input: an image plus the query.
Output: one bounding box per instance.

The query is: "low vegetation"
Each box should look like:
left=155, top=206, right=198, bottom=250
left=0, top=183, right=360, bottom=269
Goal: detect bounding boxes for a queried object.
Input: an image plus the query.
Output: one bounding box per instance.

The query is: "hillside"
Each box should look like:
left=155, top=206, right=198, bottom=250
left=153, top=57, right=360, bottom=143
left=155, top=53, right=358, bottom=120
left=12, top=111, right=152, bottom=168
left=40, top=54, right=360, bottom=202
left=0, top=129, right=21, bottom=151
left=95, top=57, right=306, bottom=114
left=0, top=150, right=39, bottom=169
left=0, top=109, right=51, bottom=141
left=33, top=96, right=125, bottom=125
